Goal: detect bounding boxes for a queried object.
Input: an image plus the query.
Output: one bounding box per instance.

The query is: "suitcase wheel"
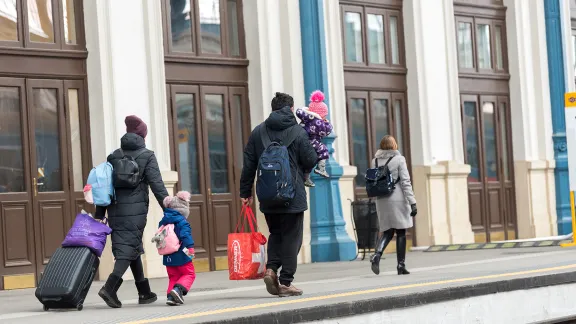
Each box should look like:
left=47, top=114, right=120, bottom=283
left=43, top=305, right=49, bottom=312
left=77, top=304, right=83, bottom=311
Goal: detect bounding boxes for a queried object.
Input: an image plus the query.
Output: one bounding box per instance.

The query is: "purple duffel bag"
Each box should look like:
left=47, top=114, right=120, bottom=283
left=62, top=212, right=112, bottom=257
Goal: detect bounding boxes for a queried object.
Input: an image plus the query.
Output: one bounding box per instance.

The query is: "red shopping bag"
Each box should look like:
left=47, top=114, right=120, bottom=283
left=228, top=205, right=267, bottom=280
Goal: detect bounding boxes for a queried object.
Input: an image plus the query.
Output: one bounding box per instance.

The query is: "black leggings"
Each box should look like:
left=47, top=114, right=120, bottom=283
left=382, top=228, right=406, bottom=239
left=111, top=255, right=145, bottom=282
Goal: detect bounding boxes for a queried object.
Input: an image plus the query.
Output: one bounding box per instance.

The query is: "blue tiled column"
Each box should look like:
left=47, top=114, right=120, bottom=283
left=299, top=0, right=357, bottom=262
left=544, top=0, right=571, bottom=234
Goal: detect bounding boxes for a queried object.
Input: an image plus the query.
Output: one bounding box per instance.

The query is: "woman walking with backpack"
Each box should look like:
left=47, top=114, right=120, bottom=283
left=370, top=135, right=417, bottom=276
left=95, top=115, right=169, bottom=308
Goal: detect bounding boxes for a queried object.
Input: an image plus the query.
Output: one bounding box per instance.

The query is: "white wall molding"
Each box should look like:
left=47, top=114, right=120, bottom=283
left=442, top=0, right=465, bottom=164
left=84, top=0, right=118, bottom=163
left=505, top=0, right=557, bottom=238
left=244, top=0, right=305, bottom=127
left=404, top=0, right=461, bottom=166
left=505, top=0, right=554, bottom=162
left=142, top=0, right=171, bottom=171
left=324, top=0, right=350, bottom=166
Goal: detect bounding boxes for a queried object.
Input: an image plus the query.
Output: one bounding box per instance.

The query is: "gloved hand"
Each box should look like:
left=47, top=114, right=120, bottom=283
left=410, top=204, right=417, bottom=217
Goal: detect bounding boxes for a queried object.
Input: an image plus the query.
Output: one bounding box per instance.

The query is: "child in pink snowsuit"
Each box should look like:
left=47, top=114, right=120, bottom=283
left=160, top=192, right=196, bottom=306
left=296, top=90, right=333, bottom=187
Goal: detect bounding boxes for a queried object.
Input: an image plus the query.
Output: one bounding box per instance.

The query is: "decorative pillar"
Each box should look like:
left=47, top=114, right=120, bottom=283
left=504, top=0, right=556, bottom=238
left=299, top=0, right=356, bottom=262
left=544, top=0, right=571, bottom=234
left=403, top=0, right=474, bottom=246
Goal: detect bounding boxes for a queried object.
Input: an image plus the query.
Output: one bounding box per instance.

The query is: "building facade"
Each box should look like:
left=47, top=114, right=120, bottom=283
left=0, top=0, right=563, bottom=290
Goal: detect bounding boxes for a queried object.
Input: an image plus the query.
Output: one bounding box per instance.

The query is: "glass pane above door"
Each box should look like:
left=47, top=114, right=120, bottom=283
left=389, top=16, right=400, bottom=64
left=457, top=22, right=473, bottom=68
left=367, top=14, right=385, bottom=64
left=0, top=0, right=18, bottom=41
left=476, top=24, right=492, bottom=69
left=32, top=88, right=62, bottom=192
left=62, top=0, right=77, bottom=44
left=199, top=0, right=222, bottom=54
left=28, top=0, right=55, bottom=43
left=170, top=0, right=193, bottom=52
left=344, top=12, right=363, bottom=63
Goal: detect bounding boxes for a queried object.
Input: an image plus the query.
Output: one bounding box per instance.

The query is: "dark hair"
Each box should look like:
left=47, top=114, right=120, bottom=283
left=271, top=92, right=294, bottom=111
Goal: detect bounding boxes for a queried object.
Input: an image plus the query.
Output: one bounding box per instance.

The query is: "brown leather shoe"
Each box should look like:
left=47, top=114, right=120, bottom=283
left=278, top=284, right=303, bottom=297
left=263, top=269, right=279, bottom=296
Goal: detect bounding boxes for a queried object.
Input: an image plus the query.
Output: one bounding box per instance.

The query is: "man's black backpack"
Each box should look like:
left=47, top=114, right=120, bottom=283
left=113, top=149, right=146, bottom=189
left=365, top=156, right=399, bottom=198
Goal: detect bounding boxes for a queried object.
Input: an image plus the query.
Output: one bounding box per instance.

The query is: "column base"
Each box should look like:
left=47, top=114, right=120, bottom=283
left=310, top=234, right=358, bottom=262
left=309, top=170, right=357, bottom=262
left=515, top=160, right=558, bottom=238
left=412, top=161, right=474, bottom=246
left=558, top=217, right=573, bottom=235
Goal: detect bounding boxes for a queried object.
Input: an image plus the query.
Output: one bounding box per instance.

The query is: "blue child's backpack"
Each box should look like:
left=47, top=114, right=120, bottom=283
left=256, top=126, right=299, bottom=207
left=86, top=162, right=115, bottom=206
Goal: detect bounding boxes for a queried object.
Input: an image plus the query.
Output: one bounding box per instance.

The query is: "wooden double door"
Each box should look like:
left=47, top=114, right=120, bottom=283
left=167, top=84, right=250, bottom=272
left=461, top=94, right=516, bottom=242
left=346, top=91, right=410, bottom=199
left=0, top=78, right=89, bottom=289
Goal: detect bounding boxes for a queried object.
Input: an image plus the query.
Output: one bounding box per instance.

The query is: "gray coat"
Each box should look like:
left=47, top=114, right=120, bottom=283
left=371, top=149, right=416, bottom=231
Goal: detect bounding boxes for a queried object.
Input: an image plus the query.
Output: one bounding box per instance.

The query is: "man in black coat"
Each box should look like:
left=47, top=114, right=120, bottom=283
left=240, top=92, right=318, bottom=297
left=96, top=115, right=169, bottom=308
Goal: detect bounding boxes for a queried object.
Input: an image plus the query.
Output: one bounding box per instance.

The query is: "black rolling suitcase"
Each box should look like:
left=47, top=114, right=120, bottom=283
left=35, top=246, right=100, bottom=311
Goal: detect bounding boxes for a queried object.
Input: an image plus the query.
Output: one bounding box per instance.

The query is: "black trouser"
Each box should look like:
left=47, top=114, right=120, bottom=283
left=264, top=212, right=304, bottom=287
left=111, top=255, right=145, bottom=282
left=95, top=206, right=146, bottom=282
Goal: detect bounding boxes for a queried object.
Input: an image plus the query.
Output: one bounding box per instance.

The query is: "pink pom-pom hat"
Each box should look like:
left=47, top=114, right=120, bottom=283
left=308, top=90, right=328, bottom=119
left=163, top=191, right=191, bottom=218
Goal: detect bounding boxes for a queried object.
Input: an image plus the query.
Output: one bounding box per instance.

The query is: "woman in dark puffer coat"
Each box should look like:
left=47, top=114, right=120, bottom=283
left=95, top=115, right=169, bottom=309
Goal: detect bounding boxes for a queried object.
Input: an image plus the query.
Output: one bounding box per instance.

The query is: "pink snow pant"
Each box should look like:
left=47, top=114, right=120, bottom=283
left=166, top=262, right=196, bottom=295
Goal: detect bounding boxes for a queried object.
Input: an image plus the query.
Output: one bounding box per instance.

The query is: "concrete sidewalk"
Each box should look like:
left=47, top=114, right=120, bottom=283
left=1, top=246, right=576, bottom=324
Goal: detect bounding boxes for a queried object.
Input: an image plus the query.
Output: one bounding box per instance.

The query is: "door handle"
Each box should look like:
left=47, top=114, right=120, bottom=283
left=33, top=178, right=38, bottom=197
left=207, top=188, right=212, bottom=204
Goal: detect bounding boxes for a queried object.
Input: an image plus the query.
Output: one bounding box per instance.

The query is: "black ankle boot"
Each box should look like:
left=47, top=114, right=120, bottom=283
left=136, top=279, right=158, bottom=304
left=371, top=230, right=394, bottom=275
left=396, top=234, right=410, bottom=275
left=98, top=274, right=123, bottom=308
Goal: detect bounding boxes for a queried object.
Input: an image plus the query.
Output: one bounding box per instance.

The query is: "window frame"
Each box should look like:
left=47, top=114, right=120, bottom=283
left=455, top=16, right=476, bottom=73
left=455, top=15, right=508, bottom=75
left=341, top=4, right=404, bottom=69
left=0, top=0, right=85, bottom=50
left=346, top=90, right=410, bottom=190
left=161, top=0, right=246, bottom=59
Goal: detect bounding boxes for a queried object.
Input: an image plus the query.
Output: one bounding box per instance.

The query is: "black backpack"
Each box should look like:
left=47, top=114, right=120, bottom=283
left=112, top=149, right=146, bottom=189
left=365, top=156, right=399, bottom=198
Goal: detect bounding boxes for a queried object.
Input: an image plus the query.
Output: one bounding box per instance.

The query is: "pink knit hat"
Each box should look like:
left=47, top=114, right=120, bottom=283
left=308, top=90, right=328, bottom=119
left=163, top=191, right=191, bottom=218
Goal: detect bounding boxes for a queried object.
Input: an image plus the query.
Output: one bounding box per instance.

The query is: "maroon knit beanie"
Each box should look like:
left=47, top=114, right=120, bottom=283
left=125, top=115, right=148, bottom=139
